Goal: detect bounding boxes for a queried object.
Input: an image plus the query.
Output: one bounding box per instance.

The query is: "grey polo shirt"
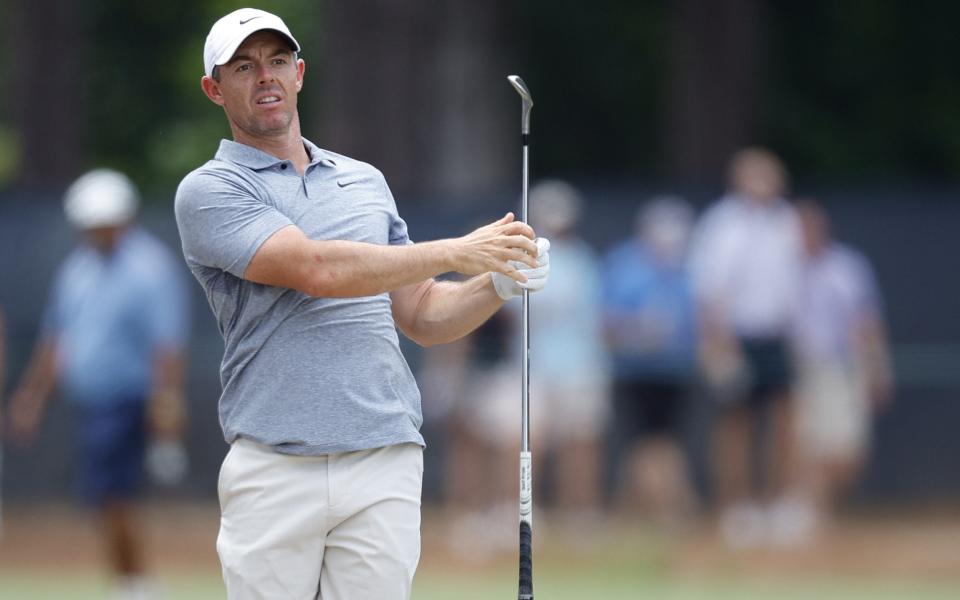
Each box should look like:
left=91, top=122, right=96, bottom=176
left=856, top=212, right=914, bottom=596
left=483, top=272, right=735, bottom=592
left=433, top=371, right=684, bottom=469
left=174, top=138, right=423, bottom=455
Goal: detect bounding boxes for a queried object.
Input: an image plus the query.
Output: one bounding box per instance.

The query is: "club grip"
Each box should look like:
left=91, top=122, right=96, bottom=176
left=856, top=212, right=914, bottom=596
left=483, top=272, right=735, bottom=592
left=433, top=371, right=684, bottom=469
left=518, top=520, right=533, bottom=599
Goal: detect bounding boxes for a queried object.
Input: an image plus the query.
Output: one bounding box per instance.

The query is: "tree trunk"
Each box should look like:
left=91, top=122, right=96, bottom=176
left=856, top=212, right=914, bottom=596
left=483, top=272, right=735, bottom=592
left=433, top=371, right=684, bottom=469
left=665, top=0, right=764, bottom=185
left=7, top=0, right=85, bottom=190
left=318, top=0, right=511, bottom=202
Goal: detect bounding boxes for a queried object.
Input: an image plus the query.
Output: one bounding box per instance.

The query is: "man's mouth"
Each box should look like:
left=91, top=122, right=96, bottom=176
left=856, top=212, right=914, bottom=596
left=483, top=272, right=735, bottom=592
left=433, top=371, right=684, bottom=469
left=256, top=96, right=281, bottom=105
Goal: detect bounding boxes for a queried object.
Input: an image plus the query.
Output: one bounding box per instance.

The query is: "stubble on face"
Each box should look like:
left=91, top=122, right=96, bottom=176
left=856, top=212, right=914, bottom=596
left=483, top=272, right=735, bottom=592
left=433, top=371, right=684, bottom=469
left=218, top=31, right=301, bottom=141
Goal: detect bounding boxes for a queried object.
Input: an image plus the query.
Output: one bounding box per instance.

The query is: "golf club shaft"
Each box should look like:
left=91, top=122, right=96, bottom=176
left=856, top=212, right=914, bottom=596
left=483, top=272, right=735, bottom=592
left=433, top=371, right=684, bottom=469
left=518, top=104, right=534, bottom=600
left=521, top=138, right=530, bottom=455
left=508, top=73, right=534, bottom=600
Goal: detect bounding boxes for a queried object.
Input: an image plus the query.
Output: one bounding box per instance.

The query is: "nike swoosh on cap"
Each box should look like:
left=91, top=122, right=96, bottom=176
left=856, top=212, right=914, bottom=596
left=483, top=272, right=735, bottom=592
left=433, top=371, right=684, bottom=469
left=240, top=16, right=262, bottom=25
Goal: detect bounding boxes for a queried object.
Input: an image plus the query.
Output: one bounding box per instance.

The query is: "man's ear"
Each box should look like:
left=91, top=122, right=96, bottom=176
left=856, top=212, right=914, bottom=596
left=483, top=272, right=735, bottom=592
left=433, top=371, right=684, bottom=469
left=295, top=58, right=305, bottom=91
left=201, top=75, right=226, bottom=106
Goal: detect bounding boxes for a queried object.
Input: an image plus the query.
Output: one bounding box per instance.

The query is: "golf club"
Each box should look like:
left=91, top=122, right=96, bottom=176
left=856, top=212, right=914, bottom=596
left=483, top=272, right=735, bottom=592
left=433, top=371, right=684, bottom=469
left=507, top=73, right=534, bottom=600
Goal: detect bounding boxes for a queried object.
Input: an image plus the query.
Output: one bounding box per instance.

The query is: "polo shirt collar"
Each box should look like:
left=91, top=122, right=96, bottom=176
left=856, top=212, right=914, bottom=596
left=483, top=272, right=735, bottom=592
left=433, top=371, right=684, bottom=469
left=215, top=138, right=337, bottom=170
left=302, top=138, right=338, bottom=168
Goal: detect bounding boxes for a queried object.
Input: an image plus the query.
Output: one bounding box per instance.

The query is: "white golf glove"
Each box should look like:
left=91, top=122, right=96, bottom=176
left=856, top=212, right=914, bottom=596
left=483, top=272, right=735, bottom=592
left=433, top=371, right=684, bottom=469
left=492, top=237, right=551, bottom=300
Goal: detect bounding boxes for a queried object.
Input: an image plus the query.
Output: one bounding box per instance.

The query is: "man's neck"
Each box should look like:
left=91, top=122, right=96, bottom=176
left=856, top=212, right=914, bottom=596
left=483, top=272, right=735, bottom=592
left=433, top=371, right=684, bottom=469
left=232, top=116, right=311, bottom=174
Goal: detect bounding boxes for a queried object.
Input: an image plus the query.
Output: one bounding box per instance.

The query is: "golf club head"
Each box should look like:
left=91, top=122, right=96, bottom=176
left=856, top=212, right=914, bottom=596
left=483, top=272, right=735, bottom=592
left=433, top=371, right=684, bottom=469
left=508, top=75, right=533, bottom=134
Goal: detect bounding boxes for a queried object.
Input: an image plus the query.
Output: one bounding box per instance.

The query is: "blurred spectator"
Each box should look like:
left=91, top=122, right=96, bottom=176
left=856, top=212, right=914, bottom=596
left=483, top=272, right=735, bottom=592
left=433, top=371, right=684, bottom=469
left=524, top=180, right=611, bottom=520
left=0, top=307, right=5, bottom=532
left=416, top=299, right=491, bottom=519
left=603, top=196, right=699, bottom=526
left=450, top=181, right=610, bottom=553
left=789, top=200, right=893, bottom=540
left=688, top=148, right=803, bottom=547
left=0, top=308, right=5, bottom=397
left=443, top=311, right=515, bottom=556
left=6, top=170, right=189, bottom=599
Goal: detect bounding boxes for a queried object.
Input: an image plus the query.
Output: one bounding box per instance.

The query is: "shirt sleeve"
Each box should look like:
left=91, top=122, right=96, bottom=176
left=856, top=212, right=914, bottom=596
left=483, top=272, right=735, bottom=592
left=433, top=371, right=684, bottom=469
left=175, top=168, right=294, bottom=278
left=377, top=170, right=413, bottom=246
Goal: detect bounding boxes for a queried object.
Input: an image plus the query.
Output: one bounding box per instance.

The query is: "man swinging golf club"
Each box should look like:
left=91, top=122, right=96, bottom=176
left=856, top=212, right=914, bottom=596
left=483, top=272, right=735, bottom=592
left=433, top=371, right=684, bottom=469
left=175, top=8, right=550, bottom=599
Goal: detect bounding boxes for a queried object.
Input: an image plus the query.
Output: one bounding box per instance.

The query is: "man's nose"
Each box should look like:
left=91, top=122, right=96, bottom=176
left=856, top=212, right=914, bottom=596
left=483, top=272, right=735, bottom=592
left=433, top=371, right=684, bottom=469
left=256, top=64, right=275, bottom=85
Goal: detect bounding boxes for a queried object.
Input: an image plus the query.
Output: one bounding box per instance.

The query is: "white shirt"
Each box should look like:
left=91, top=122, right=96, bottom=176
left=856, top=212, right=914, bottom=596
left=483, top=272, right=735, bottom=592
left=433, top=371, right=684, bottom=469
left=689, top=194, right=803, bottom=338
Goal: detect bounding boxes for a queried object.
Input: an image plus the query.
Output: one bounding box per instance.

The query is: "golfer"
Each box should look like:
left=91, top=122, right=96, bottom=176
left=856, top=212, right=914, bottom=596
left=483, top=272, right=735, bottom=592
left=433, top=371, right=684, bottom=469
left=175, top=8, right=550, bottom=599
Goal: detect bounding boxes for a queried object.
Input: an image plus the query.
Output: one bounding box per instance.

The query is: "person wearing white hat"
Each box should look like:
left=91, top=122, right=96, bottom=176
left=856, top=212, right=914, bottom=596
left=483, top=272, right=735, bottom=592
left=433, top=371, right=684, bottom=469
left=176, top=8, right=550, bottom=600
left=8, top=169, right=190, bottom=600
left=463, top=180, right=610, bottom=537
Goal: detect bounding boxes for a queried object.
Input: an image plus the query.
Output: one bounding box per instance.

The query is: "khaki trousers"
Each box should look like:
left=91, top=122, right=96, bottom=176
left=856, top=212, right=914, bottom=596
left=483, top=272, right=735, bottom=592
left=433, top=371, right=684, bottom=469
left=217, top=439, right=423, bottom=599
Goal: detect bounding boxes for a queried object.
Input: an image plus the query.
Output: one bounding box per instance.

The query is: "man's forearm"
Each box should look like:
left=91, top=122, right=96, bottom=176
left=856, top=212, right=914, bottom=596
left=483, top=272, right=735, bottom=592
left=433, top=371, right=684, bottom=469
left=859, top=316, right=894, bottom=400
left=7, top=336, right=58, bottom=441
left=149, top=348, right=187, bottom=438
left=394, top=275, right=505, bottom=347
left=243, top=214, right=537, bottom=299
left=16, top=337, right=58, bottom=402
left=302, top=238, right=460, bottom=298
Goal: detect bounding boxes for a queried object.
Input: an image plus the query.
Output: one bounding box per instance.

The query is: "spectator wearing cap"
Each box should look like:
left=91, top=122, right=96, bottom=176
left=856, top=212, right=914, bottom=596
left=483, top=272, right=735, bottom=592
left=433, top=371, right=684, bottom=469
left=444, top=180, right=608, bottom=555
left=7, top=169, right=190, bottom=599
left=524, top=180, right=610, bottom=522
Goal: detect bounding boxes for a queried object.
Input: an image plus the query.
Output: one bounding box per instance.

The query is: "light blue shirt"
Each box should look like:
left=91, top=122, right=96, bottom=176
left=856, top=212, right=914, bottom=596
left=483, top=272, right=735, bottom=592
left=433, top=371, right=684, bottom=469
left=603, top=240, right=698, bottom=379
left=524, top=237, right=609, bottom=385
left=43, top=228, right=189, bottom=406
left=175, top=139, right=422, bottom=455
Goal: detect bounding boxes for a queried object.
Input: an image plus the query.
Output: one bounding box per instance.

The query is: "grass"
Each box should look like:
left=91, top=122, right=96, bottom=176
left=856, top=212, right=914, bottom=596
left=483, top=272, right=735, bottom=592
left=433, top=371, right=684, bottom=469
left=2, top=568, right=960, bottom=600
left=1, top=505, right=959, bottom=599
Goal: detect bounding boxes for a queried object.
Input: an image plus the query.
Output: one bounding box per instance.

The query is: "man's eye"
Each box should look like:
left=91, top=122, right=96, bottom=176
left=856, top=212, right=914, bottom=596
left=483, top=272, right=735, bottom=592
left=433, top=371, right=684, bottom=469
left=272, top=58, right=287, bottom=65
left=236, top=64, right=252, bottom=72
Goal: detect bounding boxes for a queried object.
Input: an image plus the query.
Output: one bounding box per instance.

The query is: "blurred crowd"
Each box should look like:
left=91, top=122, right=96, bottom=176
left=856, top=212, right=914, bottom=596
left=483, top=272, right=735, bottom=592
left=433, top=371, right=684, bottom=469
left=420, top=147, right=893, bottom=555
left=0, top=147, right=894, bottom=592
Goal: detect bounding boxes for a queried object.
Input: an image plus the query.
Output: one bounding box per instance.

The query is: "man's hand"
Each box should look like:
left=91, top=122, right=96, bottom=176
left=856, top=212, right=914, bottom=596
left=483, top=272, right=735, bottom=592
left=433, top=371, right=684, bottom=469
left=492, top=237, right=551, bottom=300
left=148, top=389, right=187, bottom=440
left=448, top=213, right=539, bottom=283
left=5, top=337, right=58, bottom=445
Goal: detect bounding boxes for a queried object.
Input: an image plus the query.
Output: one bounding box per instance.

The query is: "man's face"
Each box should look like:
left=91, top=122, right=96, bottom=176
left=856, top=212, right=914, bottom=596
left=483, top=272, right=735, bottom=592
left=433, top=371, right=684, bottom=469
left=82, top=225, right=125, bottom=254
left=201, top=31, right=304, bottom=139
left=735, top=161, right=784, bottom=203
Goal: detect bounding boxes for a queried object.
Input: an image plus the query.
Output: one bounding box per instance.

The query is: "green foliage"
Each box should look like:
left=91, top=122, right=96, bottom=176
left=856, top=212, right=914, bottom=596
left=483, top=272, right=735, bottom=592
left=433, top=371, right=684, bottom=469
left=78, top=0, right=321, bottom=201
left=5, top=0, right=960, bottom=195
left=515, top=1, right=668, bottom=180
left=764, top=2, right=960, bottom=182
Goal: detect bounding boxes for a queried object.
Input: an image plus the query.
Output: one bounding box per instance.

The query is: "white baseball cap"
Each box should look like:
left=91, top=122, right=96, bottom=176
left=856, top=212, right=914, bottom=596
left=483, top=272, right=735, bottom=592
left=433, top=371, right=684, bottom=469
left=64, top=169, right=139, bottom=230
left=203, top=8, right=301, bottom=77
